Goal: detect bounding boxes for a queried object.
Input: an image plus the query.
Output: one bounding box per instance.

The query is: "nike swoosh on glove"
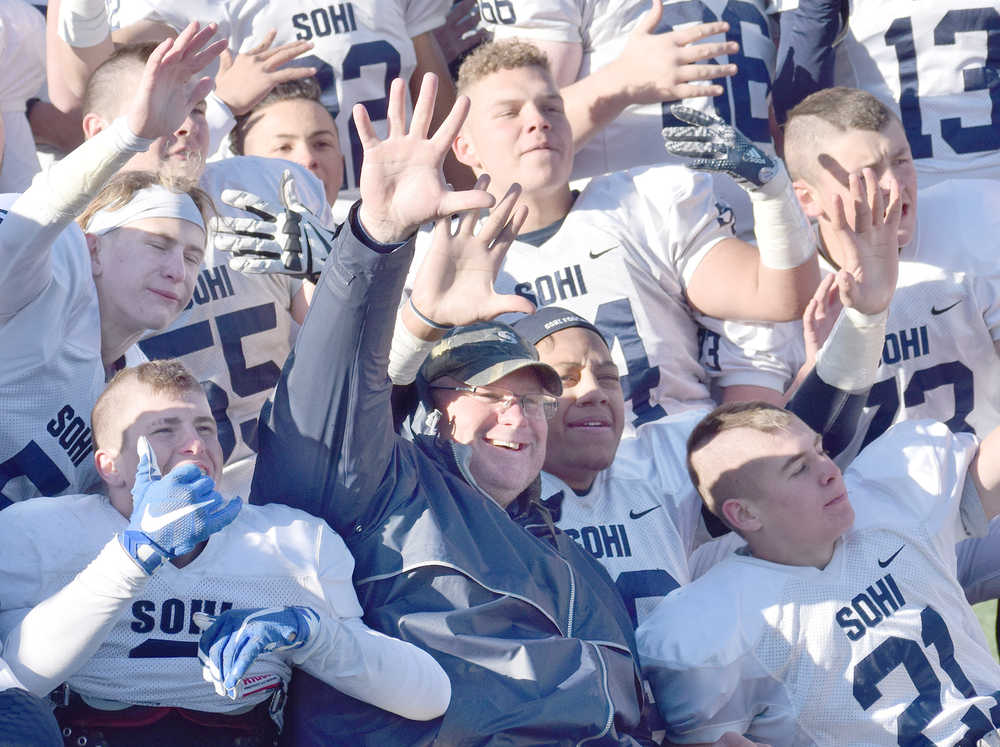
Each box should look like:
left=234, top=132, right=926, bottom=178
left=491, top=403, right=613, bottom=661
left=119, top=436, right=242, bottom=574
left=194, top=606, right=321, bottom=699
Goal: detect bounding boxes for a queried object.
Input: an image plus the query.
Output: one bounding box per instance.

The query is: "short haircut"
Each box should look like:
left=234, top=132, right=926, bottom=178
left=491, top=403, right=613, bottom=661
left=76, top=170, right=216, bottom=230
left=230, top=77, right=326, bottom=156
left=92, top=359, right=203, bottom=452
left=83, top=42, right=158, bottom=119
left=686, top=401, right=799, bottom=530
left=783, top=87, right=896, bottom=182
left=456, top=39, right=551, bottom=94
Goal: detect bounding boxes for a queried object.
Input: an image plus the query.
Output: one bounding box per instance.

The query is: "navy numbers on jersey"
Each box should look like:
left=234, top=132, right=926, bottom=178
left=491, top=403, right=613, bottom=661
left=885, top=8, right=1000, bottom=159
left=0, top=441, right=69, bottom=506
left=615, top=569, right=680, bottom=628
left=853, top=605, right=1000, bottom=745
left=139, top=299, right=283, bottom=463
left=859, top=361, right=974, bottom=450
left=658, top=0, right=773, bottom=144
left=290, top=40, right=402, bottom=191
left=478, top=0, right=516, bottom=24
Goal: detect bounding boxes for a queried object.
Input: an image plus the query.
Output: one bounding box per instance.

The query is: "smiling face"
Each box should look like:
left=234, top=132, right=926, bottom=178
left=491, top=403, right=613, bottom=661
left=793, top=117, right=919, bottom=252
left=535, top=327, right=625, bottom=492
left=434, top=368, right=548, bottom=508
left=694, top=417, right=853, bottom=568
left=453, top=64, right=574, bottom=200
left=241, top=97, right=343, bottom=205
left=98, top=381, right=223, bottom=518
left=89, top=216, right=206, bottom=336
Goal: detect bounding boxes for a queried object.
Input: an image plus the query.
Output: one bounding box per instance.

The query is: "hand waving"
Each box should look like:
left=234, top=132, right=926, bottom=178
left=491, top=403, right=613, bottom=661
left=125, top=21, right=227, bottom=141
left=409, top=177, right=534, bottom=330
left=355, top=73, right=494, bottom=244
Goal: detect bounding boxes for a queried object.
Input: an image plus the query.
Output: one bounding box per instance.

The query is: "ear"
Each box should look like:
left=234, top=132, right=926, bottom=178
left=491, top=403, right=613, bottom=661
left=95, top=448, right=126, bottom=489
left=87, top=233, right=103, bottom=277
left=81, top=112, right=110, bottom=141
left=452, top=129, right=483, bottom=172
left=793, top=179, right=824, bottom=220
left=721, top=498, right=762, bottom=534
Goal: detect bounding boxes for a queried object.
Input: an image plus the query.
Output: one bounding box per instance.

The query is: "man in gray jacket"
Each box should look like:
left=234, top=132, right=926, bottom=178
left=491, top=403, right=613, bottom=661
left=247, top=74, right=656, bottom=744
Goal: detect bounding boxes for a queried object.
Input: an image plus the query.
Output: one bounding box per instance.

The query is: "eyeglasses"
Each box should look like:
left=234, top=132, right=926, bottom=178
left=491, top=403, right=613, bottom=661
left=431, top=384, right=560, bottom=421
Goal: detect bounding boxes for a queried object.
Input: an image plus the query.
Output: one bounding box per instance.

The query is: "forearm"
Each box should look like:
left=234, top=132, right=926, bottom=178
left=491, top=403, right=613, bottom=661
left=3, top=539, right=149, bottom=696
left=250, top=204, right=414, bottom=531
left=561, top=63, right=635, bottom=151
left=297, top=616, right=450, bottom=721
left=0, top=118, right=151, bottom=318
left=46, top=0, right=114, bottom=112
left=773, top=0, right=845, bottom=124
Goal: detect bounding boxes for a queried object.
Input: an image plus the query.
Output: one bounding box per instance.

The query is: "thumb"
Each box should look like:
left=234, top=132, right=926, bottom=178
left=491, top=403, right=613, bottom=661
left=218, top=49, right=234, bottom=73
left=280, top=170, right=306, bottom=213
left=135, top=436, right=162, bottom=485
left=635, top=0, right=662, bottom=34
left=484, top=292, right=536, bottom=320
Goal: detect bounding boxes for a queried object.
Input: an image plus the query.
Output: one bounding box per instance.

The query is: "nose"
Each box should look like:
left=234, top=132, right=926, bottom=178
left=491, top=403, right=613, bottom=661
left=818, top=453, right=839, bottom=485
left=179, top=426, right=209, bottom=459
left=161, top=246, right=186, bottom=283
left=496, top=396, right=531, bottom=427
left=294, top=143, right=319, bottom=172
left=574, top=369, right=608, bottom=405
left=523, top=102, right=551, bottom=133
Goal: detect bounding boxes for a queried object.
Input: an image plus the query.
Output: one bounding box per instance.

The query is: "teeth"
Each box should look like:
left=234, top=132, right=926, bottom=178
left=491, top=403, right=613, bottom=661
left=488, top=439, right=522, bottom=450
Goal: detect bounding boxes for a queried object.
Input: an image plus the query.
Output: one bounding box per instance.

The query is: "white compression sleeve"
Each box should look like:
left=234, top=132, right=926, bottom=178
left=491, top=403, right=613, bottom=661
left=58, top=0, right=110, bottom=47
left=750, top=163, right=816, bottom=270
left=294, top=615, right=451, bottom=721
left=815, top=307, right=889, bottom=391
left=0, top=117, right=153, bottom=319
left=387, top=299, right=436, bottom=385
left=3, top=538, right=150, bottom=697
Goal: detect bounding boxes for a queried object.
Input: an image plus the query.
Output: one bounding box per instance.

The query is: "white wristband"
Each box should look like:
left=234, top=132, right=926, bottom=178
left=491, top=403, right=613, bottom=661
left=58, top=0, right=110, bottom=47
left=750, top=163, right=816, bottom=270
left=388, top=301, right=436, bottom=385
left=815, top=306, right=888, bottom=391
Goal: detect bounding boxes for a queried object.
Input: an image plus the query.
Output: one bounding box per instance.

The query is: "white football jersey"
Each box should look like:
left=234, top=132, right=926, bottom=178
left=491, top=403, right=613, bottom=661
left=541, top=409, right=707, bottom=627
left=111, top=0, right=449, bottom=207
left=835, top=0, right=1000, bottom=185
left=0, top=200, right=104, bottom=506
left=0, top=0, right=45, bottom=192
left=638, top=420, right=1000, bottom=746
left=0, top=495, right=362, bottom=712
left=135, top=158, right=330, bottom=498
left=413, top=166, right=787, bottom=427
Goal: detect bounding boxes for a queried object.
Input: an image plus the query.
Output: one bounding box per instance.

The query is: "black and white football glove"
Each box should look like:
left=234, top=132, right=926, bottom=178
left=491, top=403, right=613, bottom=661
left=662, top=105, right=779, bottom=192
left=210, top=170, right=339, bottom=282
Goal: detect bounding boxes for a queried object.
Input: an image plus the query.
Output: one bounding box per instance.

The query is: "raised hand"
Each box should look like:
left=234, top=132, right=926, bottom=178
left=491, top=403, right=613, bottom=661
left=214, top=31, right=317, bottom=116
left=433, top=0, right=487, bottom=65
left=608, top=1, right=737, bottom=105
left=195, top=607, right=320, bottom=699
left=802, top=273, right=842, bottom=367
left=119, top=436, right=241, bottom=574
left=211, top=170, right=335, bottom=281
left=355, top=73, right=494, bottom=243
left=408, top=177, right=533, bottom=331
left=125, top=21, right=227, bottom=141
left=825, top=167, right=902, bottom=316
left=663, top=105, right=779, bottom=192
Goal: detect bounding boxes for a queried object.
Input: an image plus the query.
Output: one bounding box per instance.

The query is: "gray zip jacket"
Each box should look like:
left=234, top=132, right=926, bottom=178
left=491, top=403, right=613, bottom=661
left=250, top=206, right=655, bottom=745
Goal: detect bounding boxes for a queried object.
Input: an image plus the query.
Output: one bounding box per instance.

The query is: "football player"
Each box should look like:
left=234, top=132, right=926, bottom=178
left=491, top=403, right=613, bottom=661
left=773, top=0, right=1000, bottom=186
left=0, top=23, right=219, bottom=506
left=639, top=400, right=1000, bottom=744
left=402, top=39, right=816, bottom=425
left=0, top=359, right=450, bottom=744
left=80, top=42, right=334, bottom=497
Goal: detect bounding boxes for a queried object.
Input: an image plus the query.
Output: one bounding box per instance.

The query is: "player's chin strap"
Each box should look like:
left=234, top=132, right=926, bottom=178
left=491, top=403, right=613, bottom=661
left=663, top=105, right=815, bottom=270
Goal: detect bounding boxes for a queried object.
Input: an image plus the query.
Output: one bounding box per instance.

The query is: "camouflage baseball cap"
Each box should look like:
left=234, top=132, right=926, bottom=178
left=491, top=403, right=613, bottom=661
left=420, top=321, right=562, bottom=395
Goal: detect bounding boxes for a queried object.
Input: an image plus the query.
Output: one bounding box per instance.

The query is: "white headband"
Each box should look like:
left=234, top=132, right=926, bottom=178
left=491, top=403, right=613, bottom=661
left=85, top=184, right=205, bottom=236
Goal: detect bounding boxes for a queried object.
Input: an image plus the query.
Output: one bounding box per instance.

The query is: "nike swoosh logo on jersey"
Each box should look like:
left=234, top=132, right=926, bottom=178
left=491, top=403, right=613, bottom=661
left=589, top=245, right=618, bottom=259
left=629, top=505, right=662, bottom=520
left=140, top=498, right=215, bottom=533
left=931, top=300, right=962, bottom=315
left=878, top=544, right=905, bottom=568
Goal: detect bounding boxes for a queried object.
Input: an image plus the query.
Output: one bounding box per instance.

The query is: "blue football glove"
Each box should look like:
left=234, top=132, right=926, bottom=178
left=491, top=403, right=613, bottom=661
left=210, top=170, right=338, bottom=282
left=119, top=436, right=242, bottom=574
left=194, top=606, right=321, bottom=699
left=662, top=105, right=778, bottom=191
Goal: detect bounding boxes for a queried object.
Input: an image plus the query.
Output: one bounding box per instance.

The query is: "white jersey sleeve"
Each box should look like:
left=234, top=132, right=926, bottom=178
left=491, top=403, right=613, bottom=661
left=402, top=0, right=449, bottom=36
left=0, top=655, right=25, bottom=691
left=837, top=0, right=1000, bottom=185
left=0, top=0, right=45, bottom=193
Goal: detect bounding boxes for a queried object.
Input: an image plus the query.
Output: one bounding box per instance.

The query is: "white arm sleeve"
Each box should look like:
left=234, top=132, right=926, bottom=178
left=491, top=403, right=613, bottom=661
left=0, top=117, right=152, bottom=319
left=293, top=615, right=451, bottom=721
left=2, top=538, right=150, bottom=697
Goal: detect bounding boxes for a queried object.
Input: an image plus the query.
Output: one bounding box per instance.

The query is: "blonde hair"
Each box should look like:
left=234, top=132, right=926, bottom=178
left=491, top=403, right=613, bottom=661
left=456, top=39, right=552, bottom=94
